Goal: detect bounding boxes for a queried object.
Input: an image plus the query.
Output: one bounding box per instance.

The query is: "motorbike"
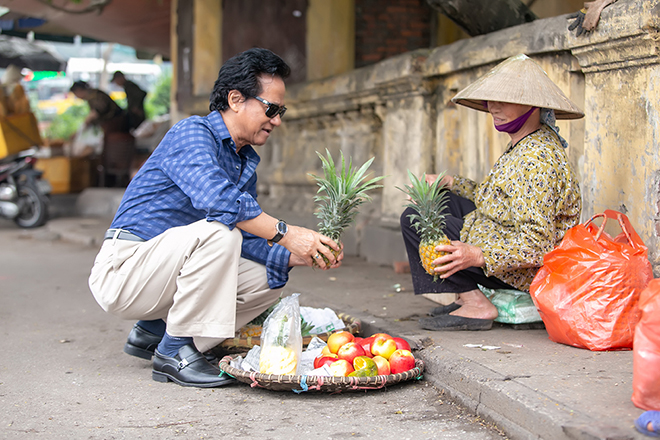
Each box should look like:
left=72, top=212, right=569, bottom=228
left=0, top=148, right=51, bottom=228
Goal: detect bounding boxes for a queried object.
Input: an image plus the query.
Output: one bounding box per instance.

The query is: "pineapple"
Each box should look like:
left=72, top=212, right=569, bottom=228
left=397, top=170, right=451, bottom=281
left=309, top=149, right=385, bottom=265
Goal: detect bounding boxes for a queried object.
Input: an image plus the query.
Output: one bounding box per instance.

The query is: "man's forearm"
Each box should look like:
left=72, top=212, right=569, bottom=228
left=236, top=212, right=279, bottom=241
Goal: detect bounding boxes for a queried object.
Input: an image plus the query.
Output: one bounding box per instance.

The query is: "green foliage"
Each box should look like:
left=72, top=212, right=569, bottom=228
left=309, top=149, right=385, bottom=242
left=145, top=72, right=171, bottom=119
left=397, top=170, right=450, bottom=243
left=113, top=96, right=127, bottom=109
left=44, top=103, right=89, bottom=140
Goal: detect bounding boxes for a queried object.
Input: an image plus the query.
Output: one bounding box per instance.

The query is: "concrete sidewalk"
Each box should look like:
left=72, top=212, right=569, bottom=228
left=42, top=191, right=649, bottom=440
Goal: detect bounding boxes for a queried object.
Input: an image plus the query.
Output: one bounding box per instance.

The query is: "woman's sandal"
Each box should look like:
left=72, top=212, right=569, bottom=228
left=636, top=411, right=660, bottom=437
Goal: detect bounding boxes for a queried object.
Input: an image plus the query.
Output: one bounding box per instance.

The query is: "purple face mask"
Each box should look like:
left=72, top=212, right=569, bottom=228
left=493, top=106, right=537, bottom=133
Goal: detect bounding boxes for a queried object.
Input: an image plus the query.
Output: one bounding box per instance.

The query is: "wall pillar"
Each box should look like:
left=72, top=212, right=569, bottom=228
left=306, top=0, right=355, bottom=81
left=571, top=30, right=660, bottom=269
left=193, top=0, right=222, bottom=98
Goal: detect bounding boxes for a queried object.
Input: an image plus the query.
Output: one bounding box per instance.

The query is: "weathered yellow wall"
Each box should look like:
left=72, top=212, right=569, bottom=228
left=530, top=0, right=584, bottom=18
left=170, top=0, right=180, bottom=123
left=434, top=13, right=470, bottom=46
left=170, top=0, right=660, bottom=270
left=431, top=0, right=585, bottom=47
left=262, top=0, right=660, bottom=268
left=192, top=0, right=222, bottom=97
left=306, top=0, right=355, bottom=81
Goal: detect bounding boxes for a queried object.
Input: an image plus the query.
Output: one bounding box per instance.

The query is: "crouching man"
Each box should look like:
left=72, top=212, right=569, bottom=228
left=89, top=48, right=342, bottom=388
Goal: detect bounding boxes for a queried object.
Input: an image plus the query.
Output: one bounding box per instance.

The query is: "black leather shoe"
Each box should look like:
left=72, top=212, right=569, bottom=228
left=124, top=324, right=162, bottom=360
left=152, top=344, right=237, bottom=388
left=428, top=302, right=462, bottom=316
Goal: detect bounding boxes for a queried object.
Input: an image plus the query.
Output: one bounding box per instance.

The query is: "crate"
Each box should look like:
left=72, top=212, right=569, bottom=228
left=34, top=157, right=91, bottom=194
left=0, top=113, right=42, bottom=158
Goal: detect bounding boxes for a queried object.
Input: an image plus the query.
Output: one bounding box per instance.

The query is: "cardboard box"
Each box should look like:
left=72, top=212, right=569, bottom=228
left=35, top=156, right=91, bottom=194
left=0, top=113, right=42, bottom=158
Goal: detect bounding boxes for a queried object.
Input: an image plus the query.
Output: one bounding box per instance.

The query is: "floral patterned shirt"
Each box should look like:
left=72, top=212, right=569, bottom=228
left=452, top=124, right=581, bottom=292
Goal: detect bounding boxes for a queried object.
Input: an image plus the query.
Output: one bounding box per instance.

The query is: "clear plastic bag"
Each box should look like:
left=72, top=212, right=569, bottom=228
left=479, top=285, right=542, bottom=325
left=258, top=293, right=303, bottom=375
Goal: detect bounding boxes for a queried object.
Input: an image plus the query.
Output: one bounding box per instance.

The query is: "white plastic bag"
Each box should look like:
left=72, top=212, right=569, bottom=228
left=300, top=306, right=345, bottom=334
left=258, top=294, right=303, bottom=375
left=69, top=124, right=102, bottom=157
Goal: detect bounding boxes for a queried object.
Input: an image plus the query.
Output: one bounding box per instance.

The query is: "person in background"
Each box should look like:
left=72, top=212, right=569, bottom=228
left=88, top=48, right=343, bottom=388
left=111, top=71, right=147, bottom=131
left=70, top=80, right=133, bottom=186
left=400, top=54, right=583, bottom=331
left=70, top=80, right=127, bottom=135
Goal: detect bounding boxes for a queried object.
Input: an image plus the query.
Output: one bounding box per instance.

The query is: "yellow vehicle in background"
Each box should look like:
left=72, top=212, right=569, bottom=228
left=36, top=89, right=126, bottom=119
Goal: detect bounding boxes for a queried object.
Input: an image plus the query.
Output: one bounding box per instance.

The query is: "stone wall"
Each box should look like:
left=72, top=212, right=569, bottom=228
left=257, top=0, right=660, bottom=271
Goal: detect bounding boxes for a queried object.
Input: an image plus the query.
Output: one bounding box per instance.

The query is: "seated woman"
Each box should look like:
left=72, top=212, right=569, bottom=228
left=400, top=54, right=583, bottom=331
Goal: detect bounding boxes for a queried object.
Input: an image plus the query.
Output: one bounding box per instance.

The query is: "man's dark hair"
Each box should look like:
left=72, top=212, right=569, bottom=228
left=70, top=80, right=90, bottom=92
left=111, top=71, right=124, bottom=81
left=209, top=48, right=290, bottom=112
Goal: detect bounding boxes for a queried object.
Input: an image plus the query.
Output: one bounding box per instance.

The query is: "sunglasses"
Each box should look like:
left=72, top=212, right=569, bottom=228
left=251, top=95, right=287, bottom=119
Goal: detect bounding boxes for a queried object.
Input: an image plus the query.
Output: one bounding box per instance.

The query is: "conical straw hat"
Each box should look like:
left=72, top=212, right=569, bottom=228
left=451, top=54, right=584, bottom=120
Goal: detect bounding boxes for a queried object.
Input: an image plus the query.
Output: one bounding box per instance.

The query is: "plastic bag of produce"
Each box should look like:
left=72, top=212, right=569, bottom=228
left=259, top=294, right=303, bottom=375
left=479, top=285, right=542, bottom=325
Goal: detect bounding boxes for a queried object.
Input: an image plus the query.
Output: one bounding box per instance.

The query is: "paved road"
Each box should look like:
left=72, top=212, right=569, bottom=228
left=0, top=222, right=507, bottom=440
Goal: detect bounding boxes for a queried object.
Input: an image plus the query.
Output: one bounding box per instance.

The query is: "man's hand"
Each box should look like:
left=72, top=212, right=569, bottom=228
left=432, top=240, right=485, bottom=278
left=287, top=244, right=344, bottom=269
left=236, top=213, right=343, bottom=269
left=280, top=225, right=343, bottom=270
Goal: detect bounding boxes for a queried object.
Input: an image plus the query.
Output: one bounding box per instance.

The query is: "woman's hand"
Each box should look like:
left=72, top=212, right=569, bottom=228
left=280, top=225, right=343, bottom=269
left=425, top=173, right=454, bottom=190
left=432, top=240, right=485, bottom=278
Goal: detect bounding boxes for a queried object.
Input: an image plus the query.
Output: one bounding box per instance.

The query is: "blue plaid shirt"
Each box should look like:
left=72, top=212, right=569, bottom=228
left=110, top=111, right=291, bottom=289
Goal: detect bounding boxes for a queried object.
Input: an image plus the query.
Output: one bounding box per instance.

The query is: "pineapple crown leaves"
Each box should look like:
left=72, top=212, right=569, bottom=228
left=308, top=149, right=385, bottom=241
left=396, top=170, right=450, bottom=242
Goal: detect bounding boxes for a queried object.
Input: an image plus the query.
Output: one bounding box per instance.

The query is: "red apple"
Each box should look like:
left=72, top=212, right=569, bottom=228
left=353, top=336, right=363, bottom=344
left=313, top=354, right=338, bottom=369
left=359, top=336, right=375, bottom=358
left=329, top=359, right=354, bottom=377
left=389, top=349, right=416, bottom=374
left=393, top=337, right=411, bottom=351
left=371, top=355, right=391, bottom=376
left=336, top=342, right=366, bottom=364
left=371, top=335, right=397, bottom=359
left=327, top=331, right=354, bottom=354
left=370, top=332, right=393, bottom=340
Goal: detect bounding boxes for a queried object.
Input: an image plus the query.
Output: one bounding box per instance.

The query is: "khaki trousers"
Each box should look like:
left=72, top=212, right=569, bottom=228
left=88, top=220, right=283, bottom=352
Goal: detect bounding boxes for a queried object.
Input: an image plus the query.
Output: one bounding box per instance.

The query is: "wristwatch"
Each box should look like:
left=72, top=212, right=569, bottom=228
left=268, top=220, right=288, bottom=246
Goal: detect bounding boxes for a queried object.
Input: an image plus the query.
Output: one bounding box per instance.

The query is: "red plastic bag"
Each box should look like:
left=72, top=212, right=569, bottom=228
left=529, top=210, right=653, bottom=351
left=632, top=279, right=660, bottom=410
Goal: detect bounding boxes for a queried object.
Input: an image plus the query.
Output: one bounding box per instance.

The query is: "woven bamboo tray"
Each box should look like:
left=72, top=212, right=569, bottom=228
left=219, top=356, right=425, bottom=393
left=219, top=312, right=361, bottom=352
